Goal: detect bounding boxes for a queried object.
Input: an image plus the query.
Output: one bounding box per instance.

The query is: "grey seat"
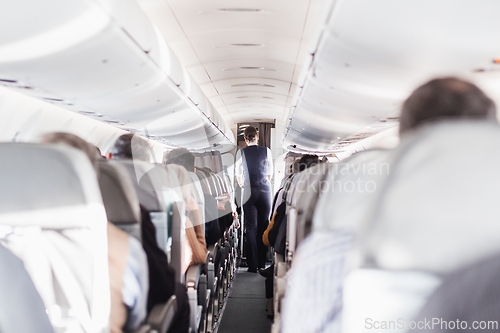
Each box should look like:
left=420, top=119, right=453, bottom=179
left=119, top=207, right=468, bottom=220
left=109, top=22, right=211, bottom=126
left=113, top=160, right=165, bottom=212
left=97, top=160, right=142, bottom=240
left=112, top=161, right=173, bottom=250
left=97, top=160, right=178, bottom=333
left=410, top=254, right=500, bottom=333
left=190, top=172, right=206, bottom=234
left=346, top=121, right=500, bottom=332
left=0, top=143, right=110, bottom=333
left=281, top=148, right=390, bottom=333
left=0, top=243, right=54, bottom=333
left=359, top=121, right=500, bottom=272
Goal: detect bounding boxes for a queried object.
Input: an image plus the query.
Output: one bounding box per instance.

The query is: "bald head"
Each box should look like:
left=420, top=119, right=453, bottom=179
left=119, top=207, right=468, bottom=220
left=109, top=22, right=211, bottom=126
left=399, top=77, right=497, bottom=135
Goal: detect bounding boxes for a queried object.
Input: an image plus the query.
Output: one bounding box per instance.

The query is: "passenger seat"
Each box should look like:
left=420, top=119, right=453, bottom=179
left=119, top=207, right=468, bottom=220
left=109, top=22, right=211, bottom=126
left=0, top=143, right=110, bottom=333
left=97, top=160, right=178, bottom=333
left=0, top=243, right=54, bottom=333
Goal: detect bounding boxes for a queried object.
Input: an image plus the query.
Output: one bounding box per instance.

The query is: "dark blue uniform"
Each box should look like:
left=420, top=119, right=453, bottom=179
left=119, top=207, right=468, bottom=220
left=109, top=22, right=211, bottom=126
left=241, top=145, right=272, bottom=271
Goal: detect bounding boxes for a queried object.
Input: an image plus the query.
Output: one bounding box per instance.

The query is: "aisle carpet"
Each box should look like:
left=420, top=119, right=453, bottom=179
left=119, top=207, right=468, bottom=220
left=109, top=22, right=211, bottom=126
left=217, top=269, right=272, bottom=333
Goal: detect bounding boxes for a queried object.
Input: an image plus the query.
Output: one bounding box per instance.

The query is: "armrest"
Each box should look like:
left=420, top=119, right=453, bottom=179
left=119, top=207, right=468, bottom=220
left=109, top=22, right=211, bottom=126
left=208, top=243, right=219, bottom=263
left=185, top=264, right=201, bottom=290
left=135, top=296, right=178, bottom=333
left=147, top=296, right=178, bottom=333
left=206, top=249, right=211, bottom=268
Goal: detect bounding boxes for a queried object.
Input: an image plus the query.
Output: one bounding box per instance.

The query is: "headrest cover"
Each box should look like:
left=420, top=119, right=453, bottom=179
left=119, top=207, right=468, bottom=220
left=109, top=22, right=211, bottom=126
left=97, top=161, right=141, bottom=225
left=114, top=160, right=164, bottom=212
left=313, top=149, right=389, bottom=232
left=0, top=144, right=85, bottom=213
left=361, top=121, right=500, bottom=273
left=0, top=143, right=105, bottom=227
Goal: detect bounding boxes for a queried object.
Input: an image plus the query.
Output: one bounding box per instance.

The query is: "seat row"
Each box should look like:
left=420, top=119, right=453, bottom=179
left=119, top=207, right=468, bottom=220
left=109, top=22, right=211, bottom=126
left=272, top=121, right=500, bottom=333
left=0, top=141, right=239, bottom=333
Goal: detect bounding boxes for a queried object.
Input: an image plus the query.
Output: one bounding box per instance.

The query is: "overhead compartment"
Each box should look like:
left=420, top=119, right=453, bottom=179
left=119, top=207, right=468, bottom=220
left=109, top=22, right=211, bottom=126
left=0, top=0, right=235, bottom=151
left=283, top=0, right=500, bottom=153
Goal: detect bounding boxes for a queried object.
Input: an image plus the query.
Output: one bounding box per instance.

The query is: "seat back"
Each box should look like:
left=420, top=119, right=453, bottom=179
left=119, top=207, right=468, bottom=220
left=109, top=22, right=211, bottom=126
left=0, top=143, right=109, bottom=333
left=348, top=121, right=500, bottom=330
left=190, top=172, right=206, bottom=233
left=197, top=167, right=218, bottom=196
left=360, top=121, right=500, bottom=273
left=0, top=243, right=54, bottom=333
left=410, top=254, right=500, bottom=333
left=312, top=149, right=390, bottom=233
left=113, top=160, right=180, bottom=256
left=298, top=149, right=391, bottom=332
left=294, top=162, right=330, bottom=245
left=97, top=160, right=141, bottom=240
left=195, top=169, right=212, bottom=195
left=114, top=160, right=165, bottom=212
left=342, top=269, right=440, bottom=333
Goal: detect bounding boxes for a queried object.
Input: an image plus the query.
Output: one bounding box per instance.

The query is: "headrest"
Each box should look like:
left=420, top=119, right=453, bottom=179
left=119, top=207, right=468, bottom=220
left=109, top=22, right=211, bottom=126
left=189, top=172, right=205, bottom=203
left=195, top=169, right=212, bottom=195
left=312, top=149, right=389, bottom=232
left=97, top=161, right=141, bottom=225
left=114, top=160, right=165, bottom=212
left=360, top=121, right=500, bottom=273
left=0, top=143, right=109, bottom=332
left=0, top=143, right=105, bottom=228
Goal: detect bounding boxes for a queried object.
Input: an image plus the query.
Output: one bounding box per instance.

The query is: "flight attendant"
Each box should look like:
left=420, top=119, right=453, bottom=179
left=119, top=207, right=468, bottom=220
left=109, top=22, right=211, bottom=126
left=235, top=126, right=274, bottom=272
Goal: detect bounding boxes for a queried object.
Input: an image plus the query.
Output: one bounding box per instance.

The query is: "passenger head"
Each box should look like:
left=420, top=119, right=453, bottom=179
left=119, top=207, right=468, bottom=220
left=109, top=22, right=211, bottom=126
left=108, top=133, right=151, bottom=162
left=163, top=148, right=195, bottom=172
left=42, top=132, right=99, bottom=171
left=244, top=126, right=258, bottom=143
left=399, top=77, right=497, bottom=135
left=296, top=154, right=320, bottom=172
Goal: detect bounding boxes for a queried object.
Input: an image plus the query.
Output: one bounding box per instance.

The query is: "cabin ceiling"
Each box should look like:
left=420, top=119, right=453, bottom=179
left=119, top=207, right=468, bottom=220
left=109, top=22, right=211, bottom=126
left=137, top=0, right=324, bottom=127
left=283, top=0, right=500, bottom=152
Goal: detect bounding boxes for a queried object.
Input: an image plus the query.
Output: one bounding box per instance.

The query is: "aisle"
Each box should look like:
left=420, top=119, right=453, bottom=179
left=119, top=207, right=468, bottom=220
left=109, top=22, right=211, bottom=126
left=217, top=269, right=272, bottom=333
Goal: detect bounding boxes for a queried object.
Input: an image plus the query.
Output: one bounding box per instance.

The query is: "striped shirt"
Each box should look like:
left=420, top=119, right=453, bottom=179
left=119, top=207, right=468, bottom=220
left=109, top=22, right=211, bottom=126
left=282, top=231, right=353, bottom=333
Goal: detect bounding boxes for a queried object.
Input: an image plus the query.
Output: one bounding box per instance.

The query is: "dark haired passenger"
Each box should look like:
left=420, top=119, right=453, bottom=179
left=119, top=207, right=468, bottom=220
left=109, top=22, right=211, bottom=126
left=235, top=126, right=274, bottom=272
left=281, top=77, right=497, bottom=333
left=398, top=77, right=496, bottom=134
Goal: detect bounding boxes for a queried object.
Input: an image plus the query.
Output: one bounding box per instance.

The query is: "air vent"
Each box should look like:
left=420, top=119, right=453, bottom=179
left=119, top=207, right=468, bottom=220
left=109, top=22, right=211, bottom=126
left=0, top=79, right=17, bottom=83
left=219, top=8, right=263, bottom=12
left=223, top=67, right=276, bottom=71
left=232, top=43, right=264, bottom=47
left=42, top=97, right=64, bottom=102
left=237, top=96, right=275, bottom=99
left=214, top=44, right=265, bottom=48
left=231, top=83, right=275, bottom=88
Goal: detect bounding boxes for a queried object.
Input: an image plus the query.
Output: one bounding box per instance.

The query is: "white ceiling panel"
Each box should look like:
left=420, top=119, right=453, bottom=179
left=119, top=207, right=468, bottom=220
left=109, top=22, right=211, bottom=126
left=137, top=0, right=324, bottom=127
left=161, top=0, right=311, bottom=37
left=283, top=0, right=500, bottom=152
left=195, top=59, right=296, bottom=83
